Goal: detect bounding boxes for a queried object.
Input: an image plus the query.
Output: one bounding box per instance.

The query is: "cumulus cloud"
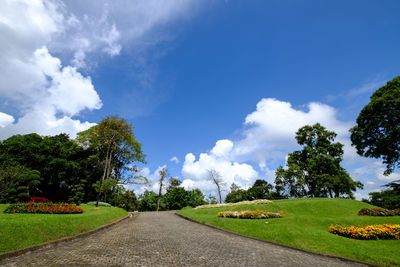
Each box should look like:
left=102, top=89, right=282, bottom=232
left=0, top=0, right=200, bottom=139
left=0, top=112, right=14, bottom=127
left=181, top=140, right=259, bottom=198
left=234, top=98, right=354, bottom=165
left=181, top=98, right=400, bottom=200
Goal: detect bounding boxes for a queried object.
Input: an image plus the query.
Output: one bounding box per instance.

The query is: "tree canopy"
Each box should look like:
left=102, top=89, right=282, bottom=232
left=350, top=76, right=400, bottom=175
left=275, top=123, right=363, bottom=198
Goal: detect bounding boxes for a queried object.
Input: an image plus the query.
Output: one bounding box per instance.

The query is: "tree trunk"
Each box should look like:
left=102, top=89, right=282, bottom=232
left=217, top=184, right=222, bottom=203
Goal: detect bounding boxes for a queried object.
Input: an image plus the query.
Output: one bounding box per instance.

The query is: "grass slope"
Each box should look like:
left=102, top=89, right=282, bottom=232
left=0, top=204, right=127, bottom=254
left=177, top=198, right=400, bottom=266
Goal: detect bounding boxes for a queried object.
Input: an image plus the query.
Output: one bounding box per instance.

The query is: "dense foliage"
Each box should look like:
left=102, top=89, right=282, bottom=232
left=275, top=124, right=363, bottom=198
left=225, top=180, right=284, bottom=203
left=362, top=180, right=400, bottom=210
left=138, top=178, right=207, bottom=211
left=350, top=76, right=400, bottom=175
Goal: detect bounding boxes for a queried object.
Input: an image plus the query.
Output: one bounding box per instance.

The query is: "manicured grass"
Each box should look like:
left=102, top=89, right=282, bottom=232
left=177, top=198, right=400, bottom=267
left=0, top=204, right=127, bottom=254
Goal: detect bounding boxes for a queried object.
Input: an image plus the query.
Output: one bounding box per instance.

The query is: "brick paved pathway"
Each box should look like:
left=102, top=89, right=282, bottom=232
left=1, top=211, right=367, bottom=266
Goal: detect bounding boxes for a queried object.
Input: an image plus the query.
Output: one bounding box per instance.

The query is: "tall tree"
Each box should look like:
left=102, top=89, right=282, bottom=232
left=207, top=169, right=226, bottom=203
left=247, top=179, right=273, bottom=200
left=350, top=76, right=400, bottom=175
left=76, top=115, right=146, bottom=206
left=157, top=167, right=168, bottom=212
left=275, top=123, right=363, bottom=198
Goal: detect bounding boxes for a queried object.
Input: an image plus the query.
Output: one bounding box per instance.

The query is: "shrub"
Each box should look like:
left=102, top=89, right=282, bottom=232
left=195, top=199, right=273, bottom=209
left=358, top=208, right=400, bottom=216
left=217, top=210, right=283, bottom=219
left=4, top=202, right=83, bottom=214
left=329, top=224, right=400, bottom=240
left=86, top=201, right=111, bottom=207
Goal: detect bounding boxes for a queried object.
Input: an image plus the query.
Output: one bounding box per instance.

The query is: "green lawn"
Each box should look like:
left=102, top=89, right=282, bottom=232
left=0, top=204, right=127, bottom=254
left=177, top=198, right=400, bottom=267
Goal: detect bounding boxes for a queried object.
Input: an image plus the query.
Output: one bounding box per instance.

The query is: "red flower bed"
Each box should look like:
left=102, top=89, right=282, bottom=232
left=4, top=201, right=83, bottom=214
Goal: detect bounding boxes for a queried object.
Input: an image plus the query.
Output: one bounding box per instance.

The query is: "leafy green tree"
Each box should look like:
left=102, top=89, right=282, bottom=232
left=69, top=179, right=86, bottom=205
left=225, top=183, right=247, bottom=203
left=363, top=180, right=400, bottom=209
left=138, top=190, right=160, bottom=211
left=0, top=133, right=92, bottom=201
left=118, top=190, right=139, bottom=211
left=164, top=186, right=189, bottom=210
left=92, top=178, right=124, bottom=205
left=77, top=115, right=146, bottom=206
left=247, top=179, right=273, bottom=200
left=275, top=123, right=362, bottom=198
left=350, top=76, right=400, bottom=175
left=187, top=189, right=207, bottom=207
left=0, top=165, right=26, bottom=202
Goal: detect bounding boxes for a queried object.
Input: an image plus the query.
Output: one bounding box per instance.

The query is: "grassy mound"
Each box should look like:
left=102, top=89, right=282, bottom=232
left=177, top=198, right=400, bottom=266
left=0, top=204, right=127, bottom=254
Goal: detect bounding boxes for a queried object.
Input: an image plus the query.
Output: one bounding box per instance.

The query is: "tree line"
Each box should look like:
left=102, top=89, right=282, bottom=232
left=0, top=76, right=399, bottom=210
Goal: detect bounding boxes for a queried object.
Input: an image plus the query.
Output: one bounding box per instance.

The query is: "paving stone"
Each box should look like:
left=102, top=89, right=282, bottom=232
left=0, top=211, right=368, bottom=266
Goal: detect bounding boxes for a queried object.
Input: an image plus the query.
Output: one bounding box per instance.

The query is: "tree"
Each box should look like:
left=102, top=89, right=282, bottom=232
left=247, top=179, right=273, bottom=200
left=76, top=115, right=146, bottom=206
left=118, top=190, right=139, bottom=211
left=138, top=190, right=160, bottom=211
left=157, top=167, right=168, bottom=212
left=207, top=169, right=226, bottom=203
left=225, top=183, right=247, bottom=203
left=275, top=123, right=363, bottom=198
left=350, top=76, right=400, bottom=175
left=0, top=165, right=26, bottom=202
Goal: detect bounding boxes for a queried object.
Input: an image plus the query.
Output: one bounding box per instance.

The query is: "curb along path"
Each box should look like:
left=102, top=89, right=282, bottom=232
left=1, top=211, right=369, bottom=266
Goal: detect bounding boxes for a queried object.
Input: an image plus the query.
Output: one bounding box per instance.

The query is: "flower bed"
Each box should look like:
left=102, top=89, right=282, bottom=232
left=329, top=224, right=400, bottom=240
left=217, top=210, right=283, bottom=219
left=358, top=208, right=400, bottom=216
left=4, top=202, right=83, bottom=214
left=195, top=199, right=273, bottom=209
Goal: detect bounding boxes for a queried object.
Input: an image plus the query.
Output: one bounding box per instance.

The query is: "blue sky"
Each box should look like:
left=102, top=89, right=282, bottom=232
left=0, top=0, right=399, bottom=199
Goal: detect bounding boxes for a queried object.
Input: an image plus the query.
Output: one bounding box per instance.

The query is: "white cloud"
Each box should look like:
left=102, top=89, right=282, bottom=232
left=181, top=97, right=400, bottom=201
left=181, top=140, right=259, bottom=199
left=234, top=98, right=354, bottom=165
left=170, top=156, right=179, bottom=164
left=0, top=0, right=201, bottom=139
left=0, top=112, right=14, bottom=127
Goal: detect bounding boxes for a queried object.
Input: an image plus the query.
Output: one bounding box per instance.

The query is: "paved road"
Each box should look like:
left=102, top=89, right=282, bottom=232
left=1, top=211, right=367, bottom=266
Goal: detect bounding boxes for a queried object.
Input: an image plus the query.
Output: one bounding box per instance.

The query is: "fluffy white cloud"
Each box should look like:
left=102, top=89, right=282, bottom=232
left=0, top=0, right=200, bottom=139
left=0, top=112, right=14, bottom=127
left=234, top=98, right=354, bottom=165
left=181, top=98, right=400, bottom=201
left=181, top=140, right=259, bottom=198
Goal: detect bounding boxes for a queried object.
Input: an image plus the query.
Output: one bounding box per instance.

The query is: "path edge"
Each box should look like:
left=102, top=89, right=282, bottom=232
left=0, top=212, right=136, bottom=261
left=175, top=212, right=377, bottom=267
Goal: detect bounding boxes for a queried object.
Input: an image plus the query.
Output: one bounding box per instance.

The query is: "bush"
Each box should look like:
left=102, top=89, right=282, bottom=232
left=86, top=201, right=111, bottom=207
left=217, top=210, right=283, bottom=219
left=329, top=224, right=400, bottom=240
left=358, top=208, right=400, bottom=216
left=4, top=202, right=83, bottom=214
